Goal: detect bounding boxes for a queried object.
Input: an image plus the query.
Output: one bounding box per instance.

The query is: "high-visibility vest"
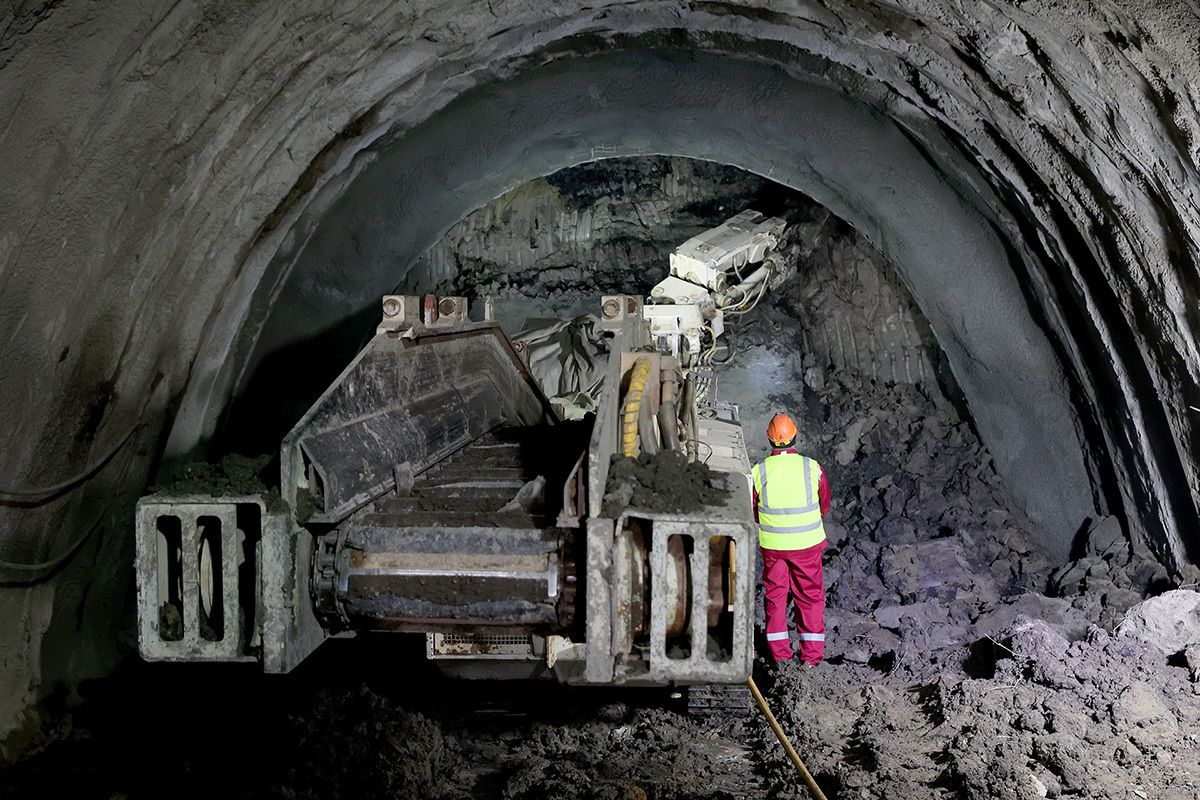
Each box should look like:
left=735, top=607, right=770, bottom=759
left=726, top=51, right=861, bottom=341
left=752, top=453, right=826, bottom=550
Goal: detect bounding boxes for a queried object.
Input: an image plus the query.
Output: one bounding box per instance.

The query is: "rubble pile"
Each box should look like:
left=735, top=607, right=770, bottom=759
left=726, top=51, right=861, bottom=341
left=724, top=230, right=1199, bottom=797
left=759, top=597, right=1200, bottom=800
left=602, top=450, right=731, bottom=516
left=790, top=373, right=1060, bottom=678
left=1047, top=515, right=1183, bottom=630
left=746, top=369, right=1200, bottom=799
left=150, top=452, right=288, bottom=512
left=151, top=453, right=274, bottom=497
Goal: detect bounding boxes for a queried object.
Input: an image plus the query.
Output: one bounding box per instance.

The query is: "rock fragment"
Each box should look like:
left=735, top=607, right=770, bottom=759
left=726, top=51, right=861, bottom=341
left=1117, top=589, right=1200, bottom=655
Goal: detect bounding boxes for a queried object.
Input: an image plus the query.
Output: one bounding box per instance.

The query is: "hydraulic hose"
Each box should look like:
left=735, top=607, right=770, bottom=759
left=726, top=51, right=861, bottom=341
left=680, top=374, right=697, bottom=461
left=686, top=389, right=700, bottom=463
left=746, top=677, right=830, bottom=800
left=658, top=398, right=681, bottom=452
left=658, top=362, right=682, bottom=452
left=621, top=357, right=653, bottom=458
left=638, top=390, right=660, bottom=456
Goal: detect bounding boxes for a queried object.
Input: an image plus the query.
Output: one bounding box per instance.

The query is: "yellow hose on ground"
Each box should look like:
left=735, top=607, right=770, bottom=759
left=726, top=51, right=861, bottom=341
left=621, top=357, right=652, bottom=457
left=746, top=677, right=830, bottom=800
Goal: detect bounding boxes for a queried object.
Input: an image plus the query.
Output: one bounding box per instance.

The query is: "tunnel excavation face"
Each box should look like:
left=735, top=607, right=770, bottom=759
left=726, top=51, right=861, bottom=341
left=212, top=44, right=1111, bottom=564
left=186, top=33, right=1200, bottom=590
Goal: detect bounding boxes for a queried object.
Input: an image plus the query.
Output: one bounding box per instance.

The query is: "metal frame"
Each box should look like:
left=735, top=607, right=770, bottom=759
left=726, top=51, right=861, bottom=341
left=135, top=497, right=258, bottom=663
left=645, top=518, right=754, bottom=683
left=426, top=632, right=537, bottom=660
left=136, top=495, right=324, bottom=672
left=281, top=321, right=552, bottom=527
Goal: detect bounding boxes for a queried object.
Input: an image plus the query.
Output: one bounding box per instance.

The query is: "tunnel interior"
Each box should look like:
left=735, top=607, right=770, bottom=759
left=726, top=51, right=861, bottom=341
left=194, top=43, right=1108, bottom=560
left=3, top=2, right=1200, bottom=798
left=8, top=151, right=1200, bottom=799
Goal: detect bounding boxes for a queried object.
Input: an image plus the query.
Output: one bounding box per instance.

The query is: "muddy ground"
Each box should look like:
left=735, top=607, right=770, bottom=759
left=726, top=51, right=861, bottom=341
left=6, top=367, right=1198, bottom=799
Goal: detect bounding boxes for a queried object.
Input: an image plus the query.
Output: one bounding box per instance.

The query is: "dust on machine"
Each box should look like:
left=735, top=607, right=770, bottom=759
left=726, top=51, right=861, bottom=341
left=136, top=210, right=792, bottom=688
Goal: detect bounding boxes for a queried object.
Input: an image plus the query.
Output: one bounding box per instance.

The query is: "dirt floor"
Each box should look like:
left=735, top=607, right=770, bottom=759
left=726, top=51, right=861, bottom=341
left=6, top=367, right=1198, bottom=799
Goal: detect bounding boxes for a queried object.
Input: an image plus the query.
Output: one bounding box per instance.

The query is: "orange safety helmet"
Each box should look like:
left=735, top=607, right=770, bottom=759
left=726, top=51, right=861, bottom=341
left=767, top=413, right=798, bottom=447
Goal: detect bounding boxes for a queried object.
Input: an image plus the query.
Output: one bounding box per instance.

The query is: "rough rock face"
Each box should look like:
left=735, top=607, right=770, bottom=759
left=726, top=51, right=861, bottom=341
left=416, top=156, right=790, bottom=324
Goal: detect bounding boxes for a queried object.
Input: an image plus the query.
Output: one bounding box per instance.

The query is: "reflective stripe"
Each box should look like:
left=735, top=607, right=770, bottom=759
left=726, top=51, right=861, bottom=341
left=765, top=631, right=789, bottom=642
left=798, top=633, right=826, bottom=642
left=759, top=503, right=820, bottom=515
left=758, top=519, right=825, bottom=534
left=803, top=456, right=812, bottom=506
left=757, top=461, right=769, bottom=509
left=758, top=457, right=818, bottom=514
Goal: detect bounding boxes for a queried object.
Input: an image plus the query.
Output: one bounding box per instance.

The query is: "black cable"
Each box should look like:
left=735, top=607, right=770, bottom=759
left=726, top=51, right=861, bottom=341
left=710, top=334, right=736, bottom=365
left=0, top=422, right=145, bottom=582
left=685, top=438, right=716, bottom=464
left=0, top=422, right=145, bottom=502
left=0, top=518, right=102, bottom=575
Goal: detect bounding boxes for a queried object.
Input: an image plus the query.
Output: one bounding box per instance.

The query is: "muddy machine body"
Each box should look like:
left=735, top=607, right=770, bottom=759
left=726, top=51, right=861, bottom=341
left=135, top=211, right=787, bottom=685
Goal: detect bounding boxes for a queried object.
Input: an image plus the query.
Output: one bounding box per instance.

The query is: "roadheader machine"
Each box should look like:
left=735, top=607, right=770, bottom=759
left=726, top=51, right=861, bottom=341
left=136, top=210, right=789, bottom=687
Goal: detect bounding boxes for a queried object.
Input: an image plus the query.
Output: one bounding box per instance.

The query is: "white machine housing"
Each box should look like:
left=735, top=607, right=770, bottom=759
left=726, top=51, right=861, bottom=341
left=646, top=209, right=785, bottom=362
left=665, top=209, right=785, bottom=292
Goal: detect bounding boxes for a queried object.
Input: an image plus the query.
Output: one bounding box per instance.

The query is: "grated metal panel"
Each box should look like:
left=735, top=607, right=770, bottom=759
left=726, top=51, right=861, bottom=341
left=426, top=632, right=536, bottom=659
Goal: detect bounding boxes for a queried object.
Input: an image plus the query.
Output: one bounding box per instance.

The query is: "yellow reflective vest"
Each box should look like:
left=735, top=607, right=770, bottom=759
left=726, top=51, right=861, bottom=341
left=752, top=452, right=826, bottom=551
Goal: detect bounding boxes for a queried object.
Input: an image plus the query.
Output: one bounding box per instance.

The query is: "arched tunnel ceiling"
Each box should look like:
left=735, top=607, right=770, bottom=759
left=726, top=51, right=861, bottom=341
left=143, top=8, right=1200, bottom=565
left=2, top=0, right=1200, bottom=741
left=208, top=43, right=1100, bottom=552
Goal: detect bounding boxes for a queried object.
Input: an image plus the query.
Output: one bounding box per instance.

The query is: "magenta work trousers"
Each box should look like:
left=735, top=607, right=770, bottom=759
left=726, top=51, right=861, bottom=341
left=762, top=540, right=827, bottom=664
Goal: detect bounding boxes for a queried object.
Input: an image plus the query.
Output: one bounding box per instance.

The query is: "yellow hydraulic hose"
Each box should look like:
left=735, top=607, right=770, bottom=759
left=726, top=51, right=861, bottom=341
left=746, top=677, right=830, bottom=800
left=621, top=357, right=652, bottom=457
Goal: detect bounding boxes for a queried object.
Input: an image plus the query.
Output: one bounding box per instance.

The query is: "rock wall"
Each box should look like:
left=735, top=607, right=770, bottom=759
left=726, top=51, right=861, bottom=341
left=410, top=157, right=785, bottom=327
left=412, top=157, right=940, bottom=398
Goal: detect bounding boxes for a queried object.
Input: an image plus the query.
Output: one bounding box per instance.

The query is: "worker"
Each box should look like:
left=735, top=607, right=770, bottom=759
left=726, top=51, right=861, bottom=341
left=752, top=412, right=832, bottom=666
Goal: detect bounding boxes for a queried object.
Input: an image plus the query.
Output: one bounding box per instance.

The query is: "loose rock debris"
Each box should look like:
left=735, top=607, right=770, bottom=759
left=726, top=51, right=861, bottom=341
left=748, top=372, right=1200, bottom=800
left=9, top=370, right=1197, bottom=800
left=603, top=450, right=732, bottom=517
